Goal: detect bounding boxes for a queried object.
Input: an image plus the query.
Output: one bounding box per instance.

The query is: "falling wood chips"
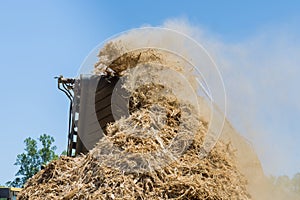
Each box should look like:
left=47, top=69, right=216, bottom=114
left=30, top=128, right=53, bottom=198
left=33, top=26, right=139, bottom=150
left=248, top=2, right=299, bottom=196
left=18, top=42, right=251, bottom=200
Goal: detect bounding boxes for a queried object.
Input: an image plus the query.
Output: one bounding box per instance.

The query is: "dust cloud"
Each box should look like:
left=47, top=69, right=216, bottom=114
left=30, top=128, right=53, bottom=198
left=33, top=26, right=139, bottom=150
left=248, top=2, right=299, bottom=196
left=162, top=18, right=300, bottom=199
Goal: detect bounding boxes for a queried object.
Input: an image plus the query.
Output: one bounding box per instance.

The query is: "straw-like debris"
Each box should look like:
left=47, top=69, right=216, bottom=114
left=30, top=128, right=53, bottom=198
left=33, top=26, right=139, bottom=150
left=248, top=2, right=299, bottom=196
left=18, top=83, right=250, bottom=199
left=18, top=39, right=251, bottom=199
left=18, top=134, right=250, bottom=199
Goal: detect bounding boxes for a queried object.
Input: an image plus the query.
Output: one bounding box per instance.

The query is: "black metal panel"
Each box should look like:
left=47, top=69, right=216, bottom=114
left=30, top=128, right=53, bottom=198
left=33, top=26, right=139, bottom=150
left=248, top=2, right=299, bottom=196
left=71, top=75, right=129, bottom=155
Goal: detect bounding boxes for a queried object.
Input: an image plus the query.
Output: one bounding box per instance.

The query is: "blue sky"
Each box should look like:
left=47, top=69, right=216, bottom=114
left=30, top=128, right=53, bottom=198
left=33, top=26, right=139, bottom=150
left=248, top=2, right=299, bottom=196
left=0, top=1, right=299, bottom=184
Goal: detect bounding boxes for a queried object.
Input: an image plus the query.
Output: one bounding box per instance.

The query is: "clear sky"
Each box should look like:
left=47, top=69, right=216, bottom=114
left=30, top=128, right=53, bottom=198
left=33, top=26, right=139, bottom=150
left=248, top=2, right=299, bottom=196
left=0, top=0, right=299, bottom=184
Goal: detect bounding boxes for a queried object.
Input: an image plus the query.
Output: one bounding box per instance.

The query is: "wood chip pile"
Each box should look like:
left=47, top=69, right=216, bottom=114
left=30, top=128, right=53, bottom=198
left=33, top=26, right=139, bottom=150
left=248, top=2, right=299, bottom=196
left=18, top=142, right=251, bottom=199
left=18, top=41, right=251, bottom=200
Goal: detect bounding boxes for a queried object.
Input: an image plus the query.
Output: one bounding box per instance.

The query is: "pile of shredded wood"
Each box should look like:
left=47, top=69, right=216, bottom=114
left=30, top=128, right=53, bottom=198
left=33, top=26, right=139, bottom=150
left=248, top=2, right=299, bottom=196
left=18, top=126, right=251, bottom=199
left=18, top=135, right=251, bottom=199
left=17, top=40, right=251, bottom=200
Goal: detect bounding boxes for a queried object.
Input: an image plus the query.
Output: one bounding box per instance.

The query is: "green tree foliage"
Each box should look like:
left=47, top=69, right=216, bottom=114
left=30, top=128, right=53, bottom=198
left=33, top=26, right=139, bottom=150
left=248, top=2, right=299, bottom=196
left=38, top=134, right=58, bottom=165
left=270, top=173, right=300, bottom=197
left=6, top=134, right=59, bottom=188
left=292, top=173, right=300, bottom=194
